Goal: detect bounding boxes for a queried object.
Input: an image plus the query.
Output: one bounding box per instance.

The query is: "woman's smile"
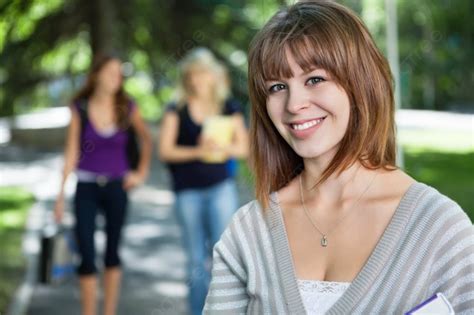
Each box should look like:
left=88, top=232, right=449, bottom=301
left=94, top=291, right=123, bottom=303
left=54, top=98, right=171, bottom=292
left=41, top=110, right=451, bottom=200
left=287, top=116, right=327, bottom=139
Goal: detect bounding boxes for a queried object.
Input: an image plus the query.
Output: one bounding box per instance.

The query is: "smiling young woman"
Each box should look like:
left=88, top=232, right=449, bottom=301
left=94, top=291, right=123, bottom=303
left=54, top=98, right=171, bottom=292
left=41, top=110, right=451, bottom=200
left=204, top=1, right=474, bottom=314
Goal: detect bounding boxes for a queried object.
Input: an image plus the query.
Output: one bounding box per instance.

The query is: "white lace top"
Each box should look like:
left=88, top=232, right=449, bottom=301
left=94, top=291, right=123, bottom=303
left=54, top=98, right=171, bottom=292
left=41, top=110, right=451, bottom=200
left=297, top=279, right=351, bottom=314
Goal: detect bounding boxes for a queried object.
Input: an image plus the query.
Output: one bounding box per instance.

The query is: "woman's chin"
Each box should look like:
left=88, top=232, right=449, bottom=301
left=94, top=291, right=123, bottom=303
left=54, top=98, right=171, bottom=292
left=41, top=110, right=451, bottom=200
left=291, top=144, right=335, bottom=161
left=300, top=153, right=321, bottom=160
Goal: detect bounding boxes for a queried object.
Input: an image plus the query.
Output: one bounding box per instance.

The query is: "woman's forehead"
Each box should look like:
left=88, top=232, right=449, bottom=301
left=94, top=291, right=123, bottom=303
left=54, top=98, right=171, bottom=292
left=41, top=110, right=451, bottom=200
left=100, top=59, right=122, bottom=71
left=261, top=41, right=329, bottom=81
left=187, top=63, right=214, bottom=74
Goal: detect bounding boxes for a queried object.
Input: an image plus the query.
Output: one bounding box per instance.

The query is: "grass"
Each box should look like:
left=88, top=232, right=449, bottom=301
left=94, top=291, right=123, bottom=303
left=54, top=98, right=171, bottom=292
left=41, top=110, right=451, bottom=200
left=405, top=148, right=474, bottom=222
left=402, top=148, right=474, bottom=221
left=0, top=186, right=35, bottom=313
left=399, top=128, right=473, bottom=221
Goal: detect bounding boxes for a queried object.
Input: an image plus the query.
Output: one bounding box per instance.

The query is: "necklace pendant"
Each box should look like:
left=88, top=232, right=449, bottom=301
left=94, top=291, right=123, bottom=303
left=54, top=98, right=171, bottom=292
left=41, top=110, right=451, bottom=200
left=321, top=235, right=328, bottom=247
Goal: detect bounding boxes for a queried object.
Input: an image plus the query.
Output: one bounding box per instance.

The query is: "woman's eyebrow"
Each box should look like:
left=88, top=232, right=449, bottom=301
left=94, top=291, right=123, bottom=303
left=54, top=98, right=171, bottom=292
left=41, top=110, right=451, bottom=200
left=301, top=67, right=326, bottom=75
left=263, top=68, right=327, bottom=82
left=263, top=76, right=288, bottom=83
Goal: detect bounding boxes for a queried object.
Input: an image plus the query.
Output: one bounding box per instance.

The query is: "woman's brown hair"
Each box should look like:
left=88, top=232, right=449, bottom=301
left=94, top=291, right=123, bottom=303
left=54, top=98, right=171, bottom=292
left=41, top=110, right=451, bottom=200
left=248, top=0, right=396, bottom=208
left=72, top=54, right=130, bottom=129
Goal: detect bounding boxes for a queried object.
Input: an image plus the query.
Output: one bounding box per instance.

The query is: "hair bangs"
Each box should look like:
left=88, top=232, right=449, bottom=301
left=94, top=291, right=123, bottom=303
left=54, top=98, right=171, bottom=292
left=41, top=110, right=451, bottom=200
left=260, top=37, right=293, bottom=82
left=257, top=29, right=346, bottom=98
left=287, top=34, right=340, bottom=80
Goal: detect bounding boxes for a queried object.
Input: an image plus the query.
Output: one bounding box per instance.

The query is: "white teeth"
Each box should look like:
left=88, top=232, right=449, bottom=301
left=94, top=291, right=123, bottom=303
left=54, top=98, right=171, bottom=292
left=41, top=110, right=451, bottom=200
left=291, top=118, right=324, bottom=130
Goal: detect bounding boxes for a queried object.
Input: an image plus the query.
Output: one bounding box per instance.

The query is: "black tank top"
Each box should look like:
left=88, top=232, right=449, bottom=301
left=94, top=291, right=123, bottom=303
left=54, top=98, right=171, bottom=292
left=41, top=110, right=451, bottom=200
left=166, top=99, right=241, bottom=191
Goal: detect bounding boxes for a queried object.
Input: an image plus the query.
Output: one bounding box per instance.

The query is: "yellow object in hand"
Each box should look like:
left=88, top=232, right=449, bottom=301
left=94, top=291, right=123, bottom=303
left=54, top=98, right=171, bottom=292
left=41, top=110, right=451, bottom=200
left=201, top=116, right=234, bottom=163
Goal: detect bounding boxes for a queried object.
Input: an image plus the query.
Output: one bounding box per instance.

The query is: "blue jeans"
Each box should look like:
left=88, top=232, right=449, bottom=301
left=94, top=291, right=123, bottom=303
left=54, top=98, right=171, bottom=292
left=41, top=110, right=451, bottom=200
left=175, top=178, right=238, bottom=315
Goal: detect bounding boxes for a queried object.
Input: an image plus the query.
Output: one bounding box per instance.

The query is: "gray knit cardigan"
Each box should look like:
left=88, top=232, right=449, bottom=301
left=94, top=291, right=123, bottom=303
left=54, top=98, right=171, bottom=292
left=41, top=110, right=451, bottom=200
left=204, top=182, right=474, bottom=314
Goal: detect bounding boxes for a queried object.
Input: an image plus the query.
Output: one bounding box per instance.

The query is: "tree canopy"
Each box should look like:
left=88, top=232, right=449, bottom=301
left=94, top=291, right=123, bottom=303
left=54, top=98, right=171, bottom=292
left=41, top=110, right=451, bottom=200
left=0, top=0, right=472, bottom=119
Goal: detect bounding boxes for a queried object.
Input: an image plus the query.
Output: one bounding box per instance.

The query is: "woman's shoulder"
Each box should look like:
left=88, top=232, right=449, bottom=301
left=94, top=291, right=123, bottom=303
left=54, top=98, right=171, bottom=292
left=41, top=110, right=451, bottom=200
left=164, top=101, right=179, bottom=113
left=231, top=199, right=265, bottom=224
left=405, top=181, right=473, bottom=233
left=164, top=101, right=189, bottom=119
left=69, top=97, right=87, bottom=111
left=376, top=169, right=471, bottom=226
left=220, top=199, right=270, bottom=240
left=223, top=98, right=242, bottom=115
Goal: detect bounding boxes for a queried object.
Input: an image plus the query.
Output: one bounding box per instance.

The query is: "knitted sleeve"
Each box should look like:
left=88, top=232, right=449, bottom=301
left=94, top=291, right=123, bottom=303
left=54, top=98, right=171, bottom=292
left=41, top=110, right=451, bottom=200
left=427, top=197, right=474, bottom=314
left=204, top=213, right=249, bottom=314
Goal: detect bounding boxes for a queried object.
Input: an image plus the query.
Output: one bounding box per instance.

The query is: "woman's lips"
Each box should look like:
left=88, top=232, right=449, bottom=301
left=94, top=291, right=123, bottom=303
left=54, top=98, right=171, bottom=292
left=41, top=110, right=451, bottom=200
left=287, top=117, right=326, bottom=139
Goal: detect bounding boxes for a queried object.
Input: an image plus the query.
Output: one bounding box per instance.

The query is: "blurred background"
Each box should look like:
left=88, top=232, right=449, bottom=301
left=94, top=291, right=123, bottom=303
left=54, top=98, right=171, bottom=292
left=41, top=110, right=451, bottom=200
left=0, top=0, right=473, bottom=314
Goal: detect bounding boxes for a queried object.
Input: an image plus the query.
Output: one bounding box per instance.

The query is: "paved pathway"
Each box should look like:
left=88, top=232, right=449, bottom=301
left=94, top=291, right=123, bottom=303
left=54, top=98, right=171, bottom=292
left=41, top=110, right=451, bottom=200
left=1, top=141, right=253, bottom=315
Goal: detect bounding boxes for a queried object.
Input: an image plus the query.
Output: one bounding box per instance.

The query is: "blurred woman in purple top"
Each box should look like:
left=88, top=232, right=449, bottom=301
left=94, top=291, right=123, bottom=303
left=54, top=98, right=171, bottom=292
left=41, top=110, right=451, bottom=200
left=54, top=53, right=152, bottom=315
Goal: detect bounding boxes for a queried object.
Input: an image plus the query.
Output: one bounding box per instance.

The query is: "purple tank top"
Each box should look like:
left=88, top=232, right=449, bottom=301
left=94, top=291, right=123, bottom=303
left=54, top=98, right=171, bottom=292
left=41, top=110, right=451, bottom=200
left=76, top=102, right=136, bottom=178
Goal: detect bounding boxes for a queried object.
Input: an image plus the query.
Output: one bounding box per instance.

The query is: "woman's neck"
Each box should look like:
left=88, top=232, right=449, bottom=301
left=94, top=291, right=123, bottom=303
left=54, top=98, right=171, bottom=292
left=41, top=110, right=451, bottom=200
left=90, top=90, right=115, bottom=107
left=301, top=161, right=366, bottom=202
left=188, top=95, right=219, bottom=115
left=189, top=93, right=215, bottom=104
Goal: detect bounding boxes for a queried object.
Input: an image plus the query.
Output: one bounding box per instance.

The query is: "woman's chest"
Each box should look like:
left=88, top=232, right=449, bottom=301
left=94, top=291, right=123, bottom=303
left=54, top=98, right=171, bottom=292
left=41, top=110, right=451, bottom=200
left=83, top=123, right=126, bottom=147
left=284, top=204, right=396, bottom=282
left=88, top=105, right=116, bottom=131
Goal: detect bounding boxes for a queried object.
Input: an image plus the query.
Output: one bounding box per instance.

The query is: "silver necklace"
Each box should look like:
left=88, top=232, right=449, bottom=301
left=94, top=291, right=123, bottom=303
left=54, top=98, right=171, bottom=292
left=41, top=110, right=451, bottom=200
left=298, top=171, right=377, bottom=247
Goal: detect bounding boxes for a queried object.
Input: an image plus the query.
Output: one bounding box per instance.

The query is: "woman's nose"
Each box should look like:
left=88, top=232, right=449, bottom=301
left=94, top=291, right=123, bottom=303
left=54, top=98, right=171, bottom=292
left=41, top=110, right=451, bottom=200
left=285, top=89, right=311, bottom=114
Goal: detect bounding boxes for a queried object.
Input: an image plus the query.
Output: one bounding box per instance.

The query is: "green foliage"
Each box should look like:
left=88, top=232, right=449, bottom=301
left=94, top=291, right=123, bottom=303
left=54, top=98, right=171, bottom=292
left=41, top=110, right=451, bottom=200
left=0, top=0, right=472, bottom=117
left=397, top=0, right=474, bottom=110
left=343, top=0, right=474, bottom=111
left=404, top=149, right=474, bottom=221
left=0, top=186, right=35, bottom=312
left=0, top=226, right=26, bottom=312
left=0, top=0, right=274, bottom=117
left=0, top=186, right=34, bottom=230
left=125, top=74, right=172, bottom=120
left=2, top=0, right=64, bottom=45
left=37, top=36, right=91, bottom=75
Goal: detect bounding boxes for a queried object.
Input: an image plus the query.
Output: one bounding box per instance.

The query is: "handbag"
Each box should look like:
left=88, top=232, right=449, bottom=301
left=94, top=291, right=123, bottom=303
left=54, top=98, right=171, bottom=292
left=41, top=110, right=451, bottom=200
left=37, top=224, right=77, bottom=284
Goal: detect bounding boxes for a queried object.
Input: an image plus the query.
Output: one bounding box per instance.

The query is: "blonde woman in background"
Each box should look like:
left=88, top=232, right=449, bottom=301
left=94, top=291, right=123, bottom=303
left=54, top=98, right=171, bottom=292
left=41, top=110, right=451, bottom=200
left=158, top=47, right=248, bottom=315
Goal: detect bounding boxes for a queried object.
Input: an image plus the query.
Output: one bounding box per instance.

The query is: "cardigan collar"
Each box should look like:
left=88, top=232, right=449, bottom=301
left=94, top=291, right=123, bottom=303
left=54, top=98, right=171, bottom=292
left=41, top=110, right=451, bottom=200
left=264, top=182, right=426, bottom=314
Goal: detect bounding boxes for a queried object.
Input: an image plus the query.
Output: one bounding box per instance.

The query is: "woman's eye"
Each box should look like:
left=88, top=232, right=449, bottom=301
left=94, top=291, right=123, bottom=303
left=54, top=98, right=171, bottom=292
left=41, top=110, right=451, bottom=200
left=307, top=76, right=325, bottom=85
left=268, top=84, right=286, bottom=93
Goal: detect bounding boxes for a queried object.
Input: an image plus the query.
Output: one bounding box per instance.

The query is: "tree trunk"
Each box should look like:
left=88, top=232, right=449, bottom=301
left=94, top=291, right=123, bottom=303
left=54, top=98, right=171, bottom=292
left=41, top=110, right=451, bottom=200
left=86, top=0, right=120, bottom=56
